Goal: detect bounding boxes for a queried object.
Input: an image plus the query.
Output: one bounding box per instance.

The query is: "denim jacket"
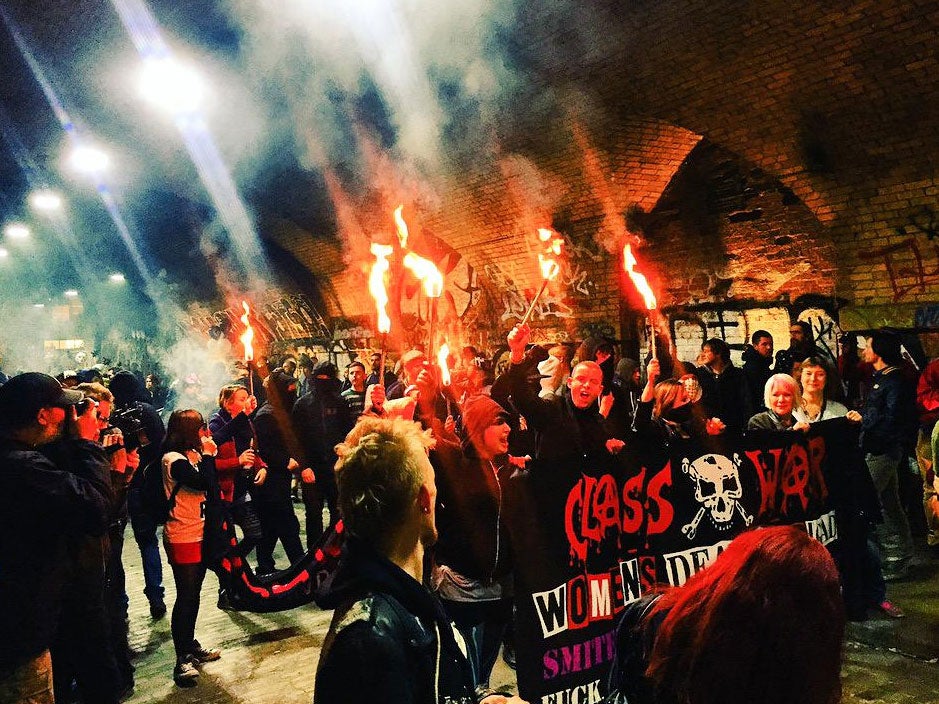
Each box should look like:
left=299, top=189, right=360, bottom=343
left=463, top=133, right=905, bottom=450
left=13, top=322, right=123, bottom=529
left=861, top=366, right=915, bottom=456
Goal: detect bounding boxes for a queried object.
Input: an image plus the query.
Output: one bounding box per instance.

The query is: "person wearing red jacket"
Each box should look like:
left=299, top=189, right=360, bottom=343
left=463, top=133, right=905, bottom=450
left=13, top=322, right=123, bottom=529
left=208, top=384, right=267, bottom=607
left=916, top=358, right=939, bottom=547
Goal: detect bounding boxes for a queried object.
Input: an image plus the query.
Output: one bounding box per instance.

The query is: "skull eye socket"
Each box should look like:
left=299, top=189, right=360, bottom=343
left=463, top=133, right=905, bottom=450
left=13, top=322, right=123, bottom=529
left=722, top=476, right=739, bottom=493
left=699, top=478, right=717, bottom=497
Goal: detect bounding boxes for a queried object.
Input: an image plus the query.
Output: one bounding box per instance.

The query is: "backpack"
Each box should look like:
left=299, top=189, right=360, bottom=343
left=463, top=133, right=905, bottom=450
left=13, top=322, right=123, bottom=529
left=139, top=458, right=182, bottom=524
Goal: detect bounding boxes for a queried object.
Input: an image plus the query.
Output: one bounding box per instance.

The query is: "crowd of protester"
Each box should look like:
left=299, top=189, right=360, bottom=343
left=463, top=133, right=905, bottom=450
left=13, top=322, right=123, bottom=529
left=1, top=319, right=937, bottom=704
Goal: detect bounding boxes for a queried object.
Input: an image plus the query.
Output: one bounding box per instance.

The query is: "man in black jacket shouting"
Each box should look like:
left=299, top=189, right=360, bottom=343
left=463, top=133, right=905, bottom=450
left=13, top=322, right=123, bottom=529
left=504, top=323, right=624, bottom=467
left=0, top=373, right=113, bottom=703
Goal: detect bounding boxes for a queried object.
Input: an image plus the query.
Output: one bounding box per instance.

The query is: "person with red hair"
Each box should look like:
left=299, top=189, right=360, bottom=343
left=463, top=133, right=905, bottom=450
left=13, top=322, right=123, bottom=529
left=609, top=526, right=844, bottom=704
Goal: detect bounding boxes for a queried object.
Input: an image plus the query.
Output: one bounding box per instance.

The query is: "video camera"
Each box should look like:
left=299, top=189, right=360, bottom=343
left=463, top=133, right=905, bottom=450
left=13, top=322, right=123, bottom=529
left=107, top=403, right=150, bottom=452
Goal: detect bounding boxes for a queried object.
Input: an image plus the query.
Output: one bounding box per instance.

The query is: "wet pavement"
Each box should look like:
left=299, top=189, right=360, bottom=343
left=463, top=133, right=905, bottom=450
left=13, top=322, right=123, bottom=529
left=119, top=521, right=939, bottom=703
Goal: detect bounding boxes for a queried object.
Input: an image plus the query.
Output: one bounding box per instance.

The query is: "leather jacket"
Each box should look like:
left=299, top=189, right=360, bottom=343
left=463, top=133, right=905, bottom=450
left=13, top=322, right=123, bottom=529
left=314, top=538, right=477, bottom=704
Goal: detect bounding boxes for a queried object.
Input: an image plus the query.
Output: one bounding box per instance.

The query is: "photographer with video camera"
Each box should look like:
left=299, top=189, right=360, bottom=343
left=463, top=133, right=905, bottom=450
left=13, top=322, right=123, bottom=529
left=0, top=373, right=113, bottom=704
left=44, top=384, right=131, bottom=703
left=109, top=371, right=167, bottom=620
left=72, top=382, right=139, bottom=697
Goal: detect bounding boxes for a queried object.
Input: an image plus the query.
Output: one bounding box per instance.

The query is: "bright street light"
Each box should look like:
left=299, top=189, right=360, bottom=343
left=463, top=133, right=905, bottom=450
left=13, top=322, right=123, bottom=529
left=64, top=289, right=79, bottom=298
left=108, top=272, right=126, bottom=283
left=69, top=145, right=110, bottom=175
left=33, top=303, right=45, bottom=309
left=139, top=56, right=204, bottom=114
left=4, top=223, right=30, bottom=240
left=0, top=248, right=8, bottom=258
left=29, top=189, right=63, bottom=212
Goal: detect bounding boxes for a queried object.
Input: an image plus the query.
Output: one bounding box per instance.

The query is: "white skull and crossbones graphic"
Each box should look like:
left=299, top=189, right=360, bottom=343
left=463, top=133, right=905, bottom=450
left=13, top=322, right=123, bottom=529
left=681, top=453, right=753, bottom=540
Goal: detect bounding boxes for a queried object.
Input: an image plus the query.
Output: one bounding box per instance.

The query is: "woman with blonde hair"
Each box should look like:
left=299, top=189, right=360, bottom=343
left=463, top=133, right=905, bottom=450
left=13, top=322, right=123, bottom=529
left=633, top=359, right=722, bottom=444
left=747, top=374, right=810, bottom=431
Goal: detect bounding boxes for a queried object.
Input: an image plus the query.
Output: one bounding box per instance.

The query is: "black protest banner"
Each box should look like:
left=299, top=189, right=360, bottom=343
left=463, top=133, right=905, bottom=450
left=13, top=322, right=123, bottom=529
left=206, top=501, right=344, bottom=612
left=510, top=418, right=857, bottom=703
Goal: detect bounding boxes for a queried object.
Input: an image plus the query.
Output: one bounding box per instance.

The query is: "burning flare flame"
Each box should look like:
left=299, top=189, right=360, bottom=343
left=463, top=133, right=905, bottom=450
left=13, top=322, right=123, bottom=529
left=537, top=228, right=563, bottom=281
left=369, top=243, right=394, bottom=334
left=393, top=205, right=410, bottom=249
left=239, top=300, right=255, bottom=362
left=395, top=206, right=443, bottom=298
left=623, top=244, right=657, bottom=310
left=437, top=343, right=451, bottom=386
left=403, top=252, right=444, bottom=298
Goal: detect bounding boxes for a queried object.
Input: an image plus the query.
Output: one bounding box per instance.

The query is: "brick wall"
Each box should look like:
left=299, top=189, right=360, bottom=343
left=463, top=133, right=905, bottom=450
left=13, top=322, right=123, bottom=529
left=262, top=0, right=939, bottom=356
left=509, top=0, right=939, bottom=323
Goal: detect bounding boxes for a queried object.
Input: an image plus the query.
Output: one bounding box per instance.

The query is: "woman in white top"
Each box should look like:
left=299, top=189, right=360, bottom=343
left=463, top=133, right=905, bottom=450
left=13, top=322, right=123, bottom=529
left=161, top=409, right=222, bottom=687
left=791, top=357, right=903, bottom=619
left=793, top=356, right=862, bottom=424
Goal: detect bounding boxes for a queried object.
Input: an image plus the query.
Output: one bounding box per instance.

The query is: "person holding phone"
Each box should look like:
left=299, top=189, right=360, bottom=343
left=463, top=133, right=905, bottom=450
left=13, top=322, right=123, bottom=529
left=161, top=410, right=222, bottom=687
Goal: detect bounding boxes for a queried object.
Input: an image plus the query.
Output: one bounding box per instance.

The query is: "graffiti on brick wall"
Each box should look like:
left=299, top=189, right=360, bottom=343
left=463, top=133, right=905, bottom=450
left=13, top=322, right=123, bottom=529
left=332, top=322, right=374, bottom=342
left=479, top=235, right=601, bottom=325
left=859, top=237, right=939, bottom=302
left=482, top=262, right=575, bottom=323
left=560, top=258, right=597, bottom=298
left=671, top=309, right=755, bottom=364
left=265, top=295, right=331, bottom=339
left=528, top=328, right=573, bottom=344
left=898, top=206, right=939, bottom=241
left=859, top=206, right=939, bottom=302
left=916, top=304, right=939, bottom=329
left=561, top=239, right=603, bottom=298
left=667, top=302, right=840, bottom=366
left=188, top=294, right=330, bottom=345
left=796, top=308, right=842, bottom=361
left=579, top=321, right=617, bottom=341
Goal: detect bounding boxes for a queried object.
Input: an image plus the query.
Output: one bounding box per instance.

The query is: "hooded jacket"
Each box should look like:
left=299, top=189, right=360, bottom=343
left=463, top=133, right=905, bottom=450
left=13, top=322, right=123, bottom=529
left=109, top=371, right=166, bottom=478
left=693, top=363, right=753, bottom=435
left=252, top=370, right=299, bottom=504
left=607, top=358, right=641, bottom=440
left=291, top=375, right=354, bottom=478
left=314, top=538, right=477, bottom=704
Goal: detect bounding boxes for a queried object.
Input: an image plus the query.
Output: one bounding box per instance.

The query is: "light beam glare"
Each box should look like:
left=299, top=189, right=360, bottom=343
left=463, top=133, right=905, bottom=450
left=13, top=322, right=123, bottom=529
left=0, top=5, right=160, bottom=299
left=110, top=0, right=270, bottom=287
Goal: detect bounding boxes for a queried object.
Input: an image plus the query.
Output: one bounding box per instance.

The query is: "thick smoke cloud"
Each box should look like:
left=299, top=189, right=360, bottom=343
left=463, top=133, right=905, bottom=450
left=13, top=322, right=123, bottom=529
left=0, top=0, right=635, bottom=382
left=224, top=0, right=519, bottom=185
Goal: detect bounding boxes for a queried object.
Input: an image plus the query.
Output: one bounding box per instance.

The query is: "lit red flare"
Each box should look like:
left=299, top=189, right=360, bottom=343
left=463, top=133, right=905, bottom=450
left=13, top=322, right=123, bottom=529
left=393, top=204, right=410, bottom=249
left=369, top=243, right=394, bottom=334
left=437, top=343, right=451, bottom=386
left=403, top=252, right=444, bottom=298
left=623, top=244, right=657, bottom=310
left=537, top=228, right=563, bottom=281
left=239, top=301, right=255, bottom=362
left=394, top=206, right=443, bottom=298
